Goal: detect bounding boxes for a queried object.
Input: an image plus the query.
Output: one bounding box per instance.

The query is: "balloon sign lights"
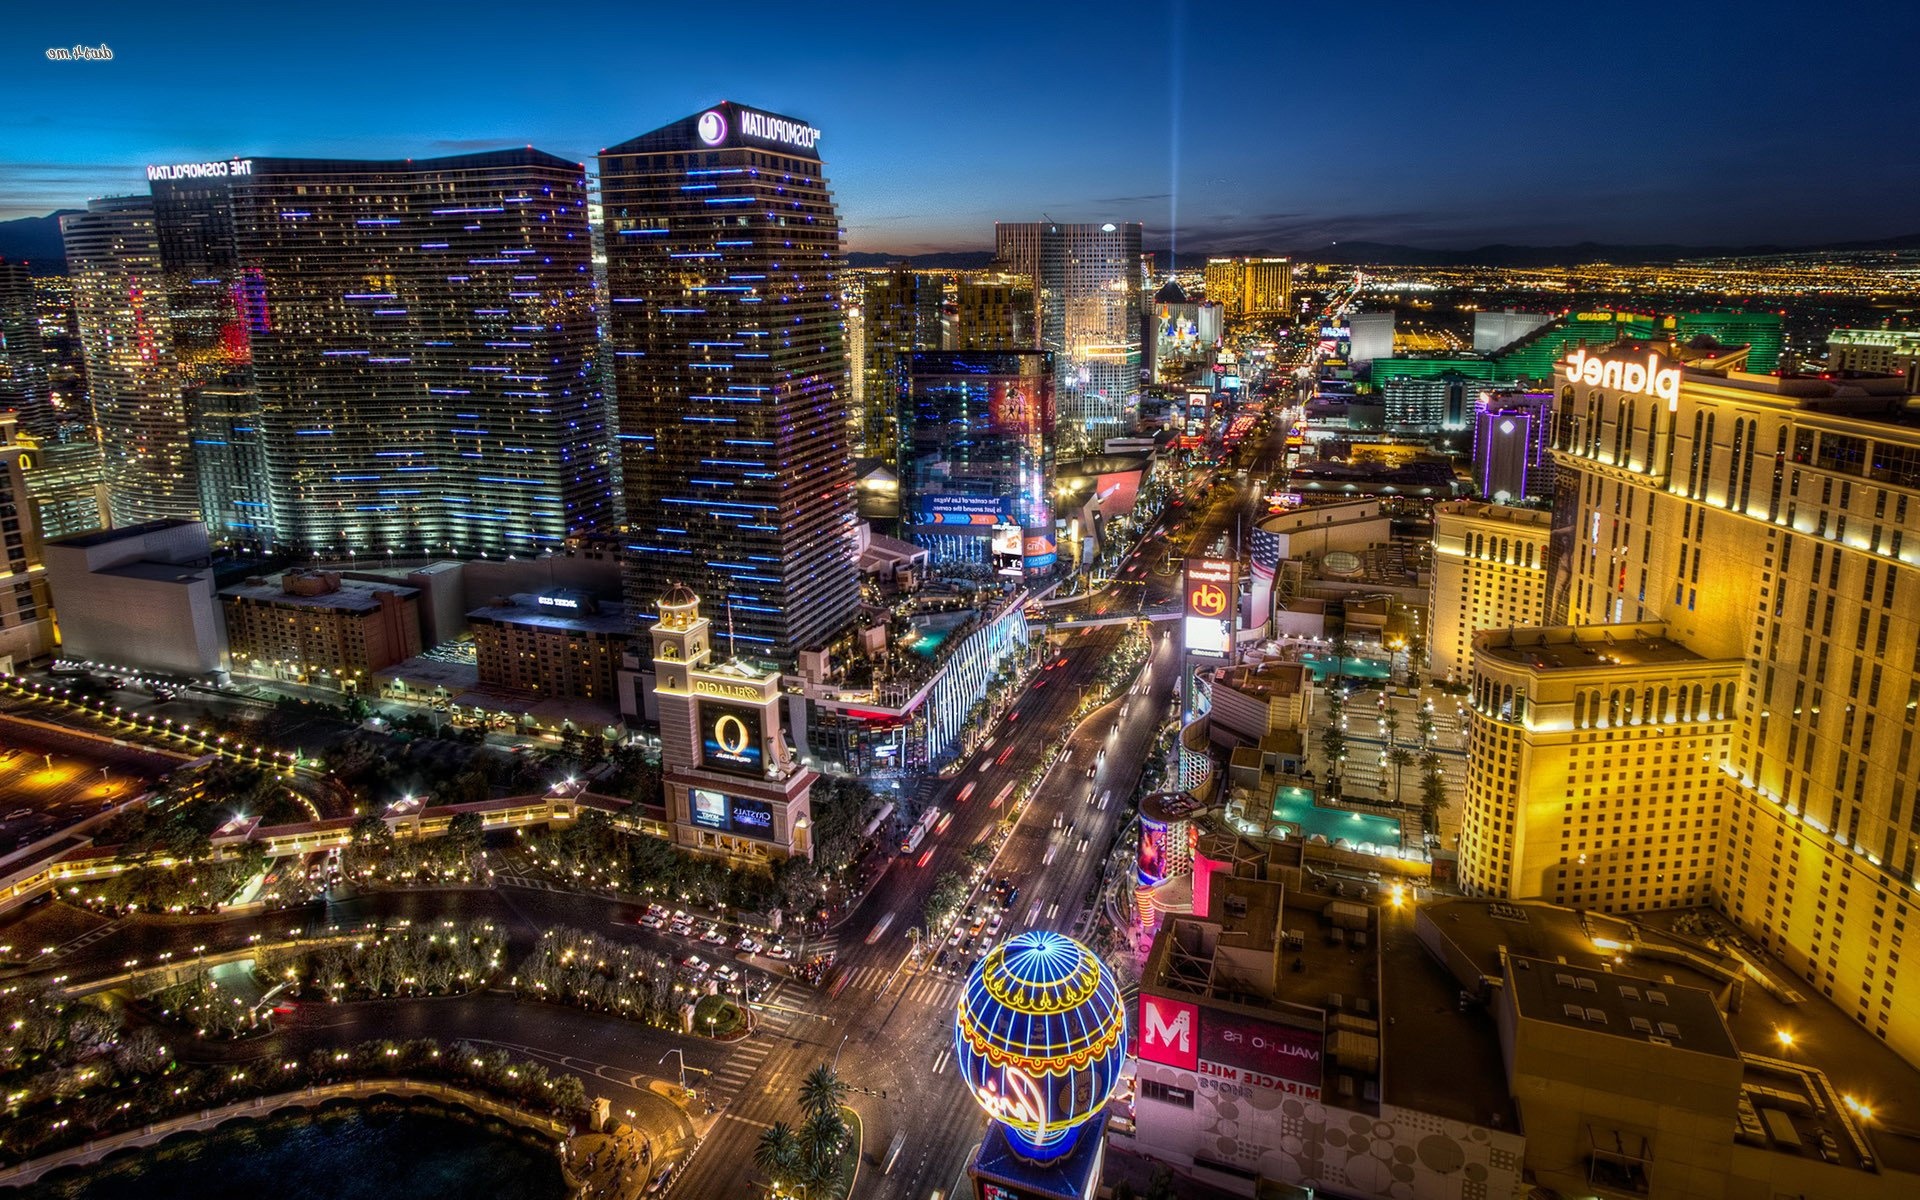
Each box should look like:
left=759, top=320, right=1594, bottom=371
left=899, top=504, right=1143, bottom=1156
left=953, top=930, right=1128, bottom=1161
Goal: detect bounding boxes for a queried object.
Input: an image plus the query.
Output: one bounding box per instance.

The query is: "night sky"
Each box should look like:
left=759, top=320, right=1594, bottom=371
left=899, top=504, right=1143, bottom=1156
left=5, top=0, right=1917, bottom=255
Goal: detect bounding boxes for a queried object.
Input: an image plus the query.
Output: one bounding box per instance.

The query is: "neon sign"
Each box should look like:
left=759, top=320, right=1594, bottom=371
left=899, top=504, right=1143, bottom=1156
left=1563, top=348, right=1680, bottom=409
left=146, top=159, right=253, bottom=182
left=738, top=109, right=821, bottom=150
left=696, top=110, right=727, bottom=146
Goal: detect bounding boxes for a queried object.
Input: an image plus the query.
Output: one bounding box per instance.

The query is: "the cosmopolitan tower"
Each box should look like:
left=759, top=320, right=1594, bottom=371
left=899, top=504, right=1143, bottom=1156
left=601, top=103, right=857, bottom=660
left=226, top=151, right=609, bottom=557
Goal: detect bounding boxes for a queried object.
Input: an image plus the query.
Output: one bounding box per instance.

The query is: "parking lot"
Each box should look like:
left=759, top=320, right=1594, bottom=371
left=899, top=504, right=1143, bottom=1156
left=0, top=718, right=177, bottom=852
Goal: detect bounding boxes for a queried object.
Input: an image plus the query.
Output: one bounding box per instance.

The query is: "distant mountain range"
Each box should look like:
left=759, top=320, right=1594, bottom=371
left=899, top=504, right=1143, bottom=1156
left=0, top=212, right=79, bottom=270
left=9, top=208, right=1917, bottom=274
left=852, top=234, right=1920, bottom=271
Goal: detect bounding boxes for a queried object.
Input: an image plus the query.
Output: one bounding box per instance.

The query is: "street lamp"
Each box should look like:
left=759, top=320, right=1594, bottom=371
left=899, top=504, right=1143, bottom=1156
left=660, top=1048, right=688, bottom=1092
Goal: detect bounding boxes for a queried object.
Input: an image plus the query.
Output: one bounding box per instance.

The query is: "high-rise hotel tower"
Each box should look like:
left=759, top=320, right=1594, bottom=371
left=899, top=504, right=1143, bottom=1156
left=600, top=103, right=857, bottom=661
left=61, top=197, right=201, bottom=526
left=66, top=152, right=611, bottom=557
left=227, top=151, right=608, bottom=557
left=1459, top=340, right=1920, bottom=1065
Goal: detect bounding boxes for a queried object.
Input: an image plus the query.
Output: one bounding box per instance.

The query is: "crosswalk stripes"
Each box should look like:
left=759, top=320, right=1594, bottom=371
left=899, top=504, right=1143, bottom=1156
left=902, top=975, right=957, bottom=1008
left=704, top=1040, right=773, bottom=1100
left=49, top=918, right=124, bottom=958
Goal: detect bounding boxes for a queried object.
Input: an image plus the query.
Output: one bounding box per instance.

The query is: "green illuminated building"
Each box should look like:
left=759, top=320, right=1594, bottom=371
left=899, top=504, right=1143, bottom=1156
left=1667, top=310, right=1783, bottom=373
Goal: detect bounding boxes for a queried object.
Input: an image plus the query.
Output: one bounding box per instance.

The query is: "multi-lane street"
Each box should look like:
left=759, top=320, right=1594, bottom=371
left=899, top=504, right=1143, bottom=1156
left=0, top=356, right=1299, bottom=1198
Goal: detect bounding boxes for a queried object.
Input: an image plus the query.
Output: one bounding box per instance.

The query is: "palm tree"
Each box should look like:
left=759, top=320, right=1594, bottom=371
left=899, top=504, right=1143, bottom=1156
left=754, top=1121, right=803, bottom=1185
left=799, top=1063, right=848, bottom=1121
left=801, top=1105, right=849, bottom=1187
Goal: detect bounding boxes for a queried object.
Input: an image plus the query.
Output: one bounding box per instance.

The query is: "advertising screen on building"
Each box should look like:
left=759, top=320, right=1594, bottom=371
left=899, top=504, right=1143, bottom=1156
left=690, top=787, right=729, bottom=831
left=991, top=524, right=1023, bottom=558
left=698, top=701, right=765, bottom=777
left=728, top=796, right=775, bottom=840
left=918, top=494, right=1007, bottom=527
left=1138, top=815, right=1169, bottom=887
left=1183, top=558, right=1235, bottom=659
left=1138, top=993, right=1322, bottom=1099
left=1200, top=1012, right=1322, bottom=1098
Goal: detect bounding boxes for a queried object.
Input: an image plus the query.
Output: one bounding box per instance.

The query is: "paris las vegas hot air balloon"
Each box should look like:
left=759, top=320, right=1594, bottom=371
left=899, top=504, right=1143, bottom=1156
left=953, top=929, right=1128, bottom=1161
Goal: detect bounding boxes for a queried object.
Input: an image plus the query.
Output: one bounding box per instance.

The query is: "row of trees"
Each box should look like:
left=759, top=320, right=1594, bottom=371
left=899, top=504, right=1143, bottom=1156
left=0, top=1034, right=588, bottom=1167
left=340, top=811, right=485, bottom=883
left=753, top=1064, right=854, bottom=1197
left=149, top=969, right=265, bottom=1038
left=257, top=920, right=506, bottom=1002
left=519, top=780, right=875, bottom=920
left=510, top=927, right=687, bottom=1028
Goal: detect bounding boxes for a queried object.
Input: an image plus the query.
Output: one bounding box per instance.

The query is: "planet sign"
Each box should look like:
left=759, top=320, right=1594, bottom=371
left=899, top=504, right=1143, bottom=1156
left=953, top=930, right=1128, bottom=1161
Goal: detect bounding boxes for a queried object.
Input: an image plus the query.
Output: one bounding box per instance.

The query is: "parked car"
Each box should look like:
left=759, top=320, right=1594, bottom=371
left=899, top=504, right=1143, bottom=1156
left=714, top=963, right=740, bottom=983
left=736, top=935, right=762, bottom=954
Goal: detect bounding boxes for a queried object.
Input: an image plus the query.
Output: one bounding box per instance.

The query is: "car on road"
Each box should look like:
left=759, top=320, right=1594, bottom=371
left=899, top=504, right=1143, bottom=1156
left=700, top=925, right=728, bottom=945
left=680, top=954, right=710, bottom=975
left=714, top=963, right=740, bottom=983
left=956, top=782, right=976, bottom=804
left=5, top=808, right=30, bottom=821
left=763, top=943, right=793, bottom=961
left=639, top=912, right=667, bottom=930
left=736, top=935, right=762, bottom=954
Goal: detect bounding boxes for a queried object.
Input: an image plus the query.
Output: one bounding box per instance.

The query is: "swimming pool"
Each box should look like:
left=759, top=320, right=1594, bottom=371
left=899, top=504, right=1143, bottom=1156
left=1271, top=785, right=1402, bottom=851
left=905, top=610, right=975, bottom=658
left=1298, top=652, right=1391, bottom=682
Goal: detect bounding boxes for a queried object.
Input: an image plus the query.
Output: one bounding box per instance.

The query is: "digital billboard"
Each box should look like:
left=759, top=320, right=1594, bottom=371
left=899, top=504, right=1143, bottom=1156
left=1138, top=993, right=1321, bottom=1100
left=690, top=787, right=729, bottom=831
left=1183, top=558, right=1235, bottom=659
left=991, top=524, right=1023, bottom=558
left=918, top=494, right=1007, bottom=526
left=698, top=701, right=766, bottom=777
left=1200, top=1012, right=1322, bottom=1098
left=728, top=796, right=775, bottom=840
left=1138, top=815, right=1169, bottom=887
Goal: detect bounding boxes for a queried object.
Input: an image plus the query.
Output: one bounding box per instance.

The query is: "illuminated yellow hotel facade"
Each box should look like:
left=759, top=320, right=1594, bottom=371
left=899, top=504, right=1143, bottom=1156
left=1459, top=342, right=1920, bottom=1062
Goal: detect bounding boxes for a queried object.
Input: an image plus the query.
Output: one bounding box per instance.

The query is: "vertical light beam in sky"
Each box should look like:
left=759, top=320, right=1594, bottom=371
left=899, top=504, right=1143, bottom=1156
left=1167, top=0, right=1184, bottom=273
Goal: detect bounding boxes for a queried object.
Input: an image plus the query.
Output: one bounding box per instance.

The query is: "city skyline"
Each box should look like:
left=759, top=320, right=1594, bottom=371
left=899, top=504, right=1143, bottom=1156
left=5, top=1, right=1919, bottom=255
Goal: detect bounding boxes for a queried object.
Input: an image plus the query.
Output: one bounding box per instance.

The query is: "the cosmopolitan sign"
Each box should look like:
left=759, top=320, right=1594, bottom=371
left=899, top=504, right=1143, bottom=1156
left=147, top=159, right=253, bottom=182
left=737, top=109, right=821, bottom=150
left=1563, top=348, right=1681, bottom=409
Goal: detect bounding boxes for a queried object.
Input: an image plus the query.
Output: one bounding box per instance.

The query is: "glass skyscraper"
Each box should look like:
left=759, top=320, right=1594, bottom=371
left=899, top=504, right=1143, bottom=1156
left=994, top=222, right=1143, bottom=448
left=224, top=150, right=609, bottom=557
left=600, top=102, right=858, bottom=660
left=902, top=350, right=1055, bottom=573
left=60, top=196, right=202, bottom=526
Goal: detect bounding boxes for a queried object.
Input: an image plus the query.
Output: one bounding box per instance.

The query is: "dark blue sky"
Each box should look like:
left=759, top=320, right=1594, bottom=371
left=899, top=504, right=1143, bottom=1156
left=6, top=0, right=1917, bottom=254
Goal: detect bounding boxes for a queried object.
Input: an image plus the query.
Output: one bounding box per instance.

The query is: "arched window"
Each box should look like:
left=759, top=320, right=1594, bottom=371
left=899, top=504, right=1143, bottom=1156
left=1769, top=426, right=1789, bottom=521
left=1524, top=542, right=1535, bottom=569
left=1740, top=422, right=1759, bottom=512
left=1688, top=411, right=1706, bottom=496
left=1608, top=689, right=1622, bottom=726
left=1614, top=398, right=1630, bottom=464
left=1574, top=691, right=1588, bottom=728
left=1710, top=683, right=1724, bottom=719
left=1644, top=403, right=1659, bottom=467
left=1656, top=686, right=1670, bottom=723
left=1623, top=687, right=1637, bottom=724
left=1499, top=537, right=1509, bottom=564
left=1640, top=689, right=1655, bottom=723
left=1559, top=386, right=1576, bottom=450
left=1700, top=414, right=1717, bottom=501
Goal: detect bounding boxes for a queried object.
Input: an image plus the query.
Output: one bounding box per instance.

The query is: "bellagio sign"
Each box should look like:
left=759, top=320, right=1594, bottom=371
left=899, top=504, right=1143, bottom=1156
left=1563, top=348, right=1682, bottom=409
